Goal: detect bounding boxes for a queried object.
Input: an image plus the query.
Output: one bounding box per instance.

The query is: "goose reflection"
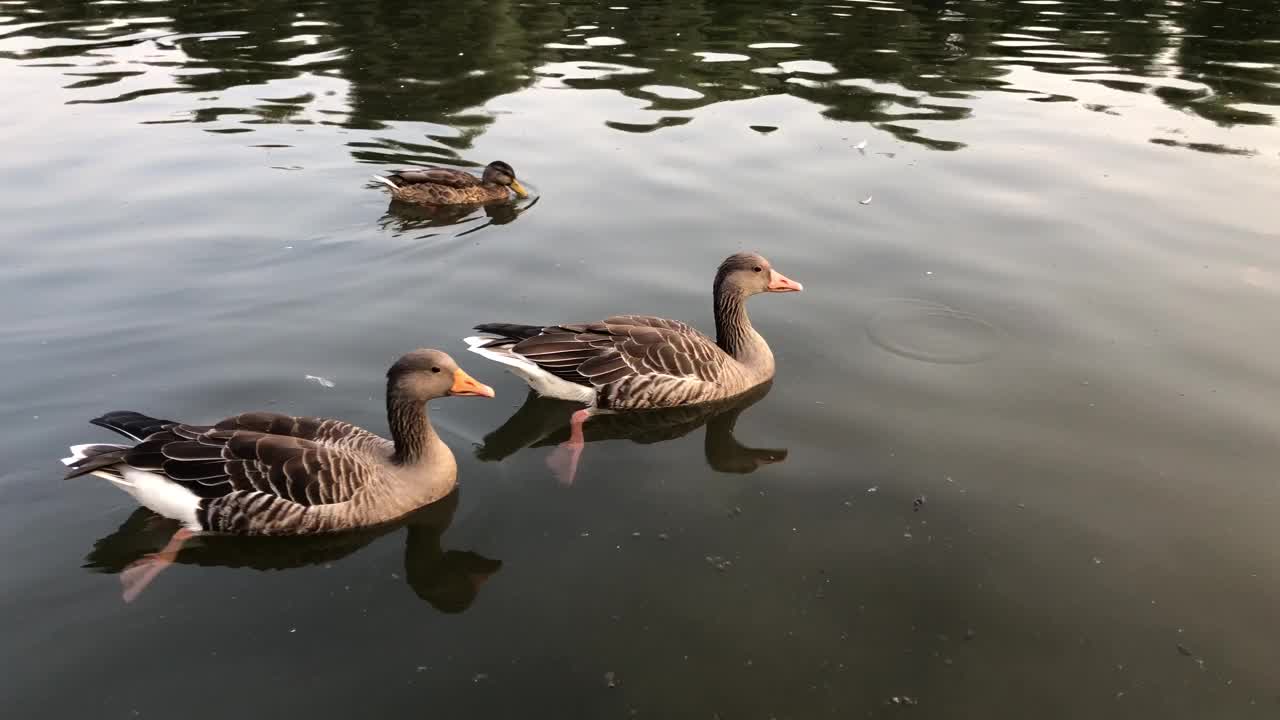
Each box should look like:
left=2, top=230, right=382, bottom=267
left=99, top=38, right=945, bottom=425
left=477, top=382, right=786, bottom=477
left=82, top=489, right=500, bottom=613
left=377, top=195, right=538, bottom=237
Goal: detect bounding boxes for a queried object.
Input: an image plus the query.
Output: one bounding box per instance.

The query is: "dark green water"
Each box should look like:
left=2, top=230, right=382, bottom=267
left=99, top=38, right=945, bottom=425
left=2, top=0, right=1279, bottom=717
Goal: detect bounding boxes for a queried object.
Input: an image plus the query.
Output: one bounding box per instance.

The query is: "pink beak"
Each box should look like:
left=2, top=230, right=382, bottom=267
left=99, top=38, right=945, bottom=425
left=767, top=269, right=804, bottom=293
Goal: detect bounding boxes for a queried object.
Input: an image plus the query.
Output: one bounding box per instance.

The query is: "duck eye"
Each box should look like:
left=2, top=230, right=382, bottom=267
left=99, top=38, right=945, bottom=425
left=752, top=266, right=762, bottom=273
left=431, top=366, right=441, bottom=374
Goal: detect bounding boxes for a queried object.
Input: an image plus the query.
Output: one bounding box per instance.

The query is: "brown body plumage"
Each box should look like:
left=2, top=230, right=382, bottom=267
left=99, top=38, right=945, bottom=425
left=374, top=161, right=528, bottom=205
left=467, top=252, right=804, bottom=411
left=63, top=349, right=495, bottom=536
left=464, top=253, right=801, bottom=483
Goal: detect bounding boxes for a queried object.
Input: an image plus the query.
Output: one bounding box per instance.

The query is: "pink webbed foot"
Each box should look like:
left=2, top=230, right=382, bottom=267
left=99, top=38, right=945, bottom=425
left=120, top=528, right=194, bottom=603
left=546, top=408, right=591, bottom=486
left=468, top=570, right=497, bottom=591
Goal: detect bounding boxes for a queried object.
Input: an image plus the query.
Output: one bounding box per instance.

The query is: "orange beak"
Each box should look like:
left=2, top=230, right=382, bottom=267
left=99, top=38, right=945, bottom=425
left=767, top=269, right=804, bottom=293
left=449, top=368, right=495, bottom=398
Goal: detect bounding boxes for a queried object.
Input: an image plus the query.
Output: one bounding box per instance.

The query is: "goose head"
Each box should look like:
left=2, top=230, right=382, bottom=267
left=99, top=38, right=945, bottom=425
left=714, top=252, right=804, bottom=297
left=481, top=160, right=528, bottom=198
left=388, top=349, right=495, bottom=402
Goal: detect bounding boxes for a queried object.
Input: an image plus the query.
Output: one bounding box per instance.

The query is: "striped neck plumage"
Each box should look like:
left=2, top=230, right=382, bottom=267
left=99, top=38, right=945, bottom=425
left=713, top=283, right=758, bottom=360
left=387, top=390, right=436, bottom=466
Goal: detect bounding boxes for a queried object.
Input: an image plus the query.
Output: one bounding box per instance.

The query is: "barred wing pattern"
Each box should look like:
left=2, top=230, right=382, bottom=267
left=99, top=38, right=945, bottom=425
left=508, top=315, right=732, bottom=409
left=113, top=419, right=386, bottom=534
left=216, top=412, right=394, bottom=457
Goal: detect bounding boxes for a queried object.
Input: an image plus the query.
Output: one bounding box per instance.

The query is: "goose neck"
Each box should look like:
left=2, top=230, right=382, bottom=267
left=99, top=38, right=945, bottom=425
left=387, top=391, right=437, bottom=466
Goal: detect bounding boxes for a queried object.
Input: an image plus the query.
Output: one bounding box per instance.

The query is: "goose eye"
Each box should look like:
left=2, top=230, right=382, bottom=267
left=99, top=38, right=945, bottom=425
left=431, top=367, right=441, bottom=374
left=752, top=266, right=763, bottom=273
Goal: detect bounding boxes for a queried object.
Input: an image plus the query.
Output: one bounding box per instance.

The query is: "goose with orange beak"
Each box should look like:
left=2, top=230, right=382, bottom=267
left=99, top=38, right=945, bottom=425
left=465, top=252, right=802, bottom=484
left=60, top=349, right=493, bottom=601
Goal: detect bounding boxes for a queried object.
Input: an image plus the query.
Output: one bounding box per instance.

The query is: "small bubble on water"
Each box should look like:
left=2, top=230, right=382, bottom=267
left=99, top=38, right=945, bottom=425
left=705, top=555, right=732, bottom=572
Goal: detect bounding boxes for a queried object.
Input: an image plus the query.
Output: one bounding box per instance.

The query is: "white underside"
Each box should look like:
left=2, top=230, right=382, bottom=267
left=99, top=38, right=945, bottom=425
left=464, top=336, right=598, bottom=404
left=63, top=443, right=202, bottom=531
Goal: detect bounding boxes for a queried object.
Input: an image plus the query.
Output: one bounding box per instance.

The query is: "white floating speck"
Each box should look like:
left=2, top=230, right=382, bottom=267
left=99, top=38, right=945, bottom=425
left=305, top=374, right=335, bottom=388
left=855, top=139, right=867, bottom=150
left=867, top=485, right=879, bottom=494
left=860, top=195, right=873, bottom=205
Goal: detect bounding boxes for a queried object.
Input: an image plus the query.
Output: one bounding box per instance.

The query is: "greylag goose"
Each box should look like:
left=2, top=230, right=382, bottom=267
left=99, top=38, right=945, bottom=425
left=84, top=490, right=501, bottom=610
left=61, top=349, right=494, bottom=601
left=464, top=251, right=801, bottom=482
left=372, top=161, right=528, bottom=205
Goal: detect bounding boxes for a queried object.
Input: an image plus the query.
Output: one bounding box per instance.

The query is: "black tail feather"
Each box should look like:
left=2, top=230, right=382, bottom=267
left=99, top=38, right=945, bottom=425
left=473, top=323, right=543, bottom=341
left=65, top=446, right=129, bottom=480
left=90, top=411, right=178, bottom=442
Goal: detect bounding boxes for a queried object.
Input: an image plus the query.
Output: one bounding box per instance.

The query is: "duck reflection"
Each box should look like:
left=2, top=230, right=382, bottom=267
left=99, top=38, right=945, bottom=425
left=477, top=381, right=786, bottom=477
left=377, top=195, right=538, bottom=237
left=82, top=489, right=500, bottom=613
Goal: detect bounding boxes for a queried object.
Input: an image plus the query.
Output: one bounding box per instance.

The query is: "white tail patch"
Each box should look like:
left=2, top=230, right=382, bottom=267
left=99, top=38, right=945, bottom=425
left=120, top=467, right=202, bottom=531
left=63, top=442, right=201, bottom=529
left=463, top=336, right=597, bottom=404
left=371, top=175, right=399, bottom=190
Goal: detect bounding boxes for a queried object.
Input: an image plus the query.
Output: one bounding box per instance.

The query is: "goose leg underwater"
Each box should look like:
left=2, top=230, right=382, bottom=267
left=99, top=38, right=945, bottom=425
left=465, top=251, right=802, bottom=484
left=545, top=408, right=592, bottom=486
left=61, top=349, right=494, bottom=602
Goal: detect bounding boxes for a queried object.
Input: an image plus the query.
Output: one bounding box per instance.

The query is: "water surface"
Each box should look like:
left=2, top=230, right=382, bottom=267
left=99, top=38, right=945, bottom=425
left=2, top=0, right=1279, bottom=717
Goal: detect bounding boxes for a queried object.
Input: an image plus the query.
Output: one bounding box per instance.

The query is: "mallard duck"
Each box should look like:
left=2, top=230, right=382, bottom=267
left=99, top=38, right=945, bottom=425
left=62, top=349, right=494, bottom=600
left=372, top=160, right=528, bottom=205
left=463, top=252, right=802, bottom=482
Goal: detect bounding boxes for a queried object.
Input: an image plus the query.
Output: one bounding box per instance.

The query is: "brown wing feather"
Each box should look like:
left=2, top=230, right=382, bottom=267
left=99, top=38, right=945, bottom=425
left=114, top=426, right=375, bottom=508
left=215, top=412, right=393, bottom=456
left=388, top=167, right=481, bottom=188
left=509, top=316, right=727, bottom=391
